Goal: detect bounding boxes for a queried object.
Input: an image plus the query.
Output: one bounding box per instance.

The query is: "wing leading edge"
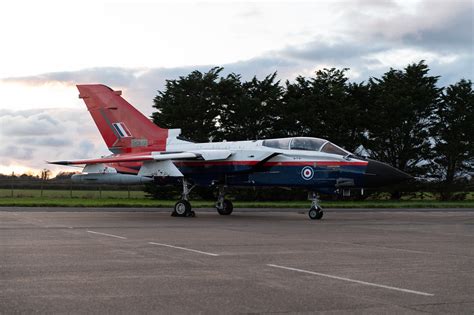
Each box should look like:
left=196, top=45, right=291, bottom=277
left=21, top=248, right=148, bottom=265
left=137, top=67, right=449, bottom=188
left=47, top=150, right=233, bottom=166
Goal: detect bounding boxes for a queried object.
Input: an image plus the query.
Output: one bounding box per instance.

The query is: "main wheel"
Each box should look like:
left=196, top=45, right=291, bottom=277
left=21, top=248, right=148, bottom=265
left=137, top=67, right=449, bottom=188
left=217, top=199, right=233, bottom=215
left=173, top=200, right=192, bottom=217
left=308, top=207, right=323, bottom=220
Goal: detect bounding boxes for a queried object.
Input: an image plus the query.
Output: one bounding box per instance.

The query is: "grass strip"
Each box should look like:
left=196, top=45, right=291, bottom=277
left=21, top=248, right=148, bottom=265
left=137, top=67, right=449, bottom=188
left=0, top=197, right=473, bottom=208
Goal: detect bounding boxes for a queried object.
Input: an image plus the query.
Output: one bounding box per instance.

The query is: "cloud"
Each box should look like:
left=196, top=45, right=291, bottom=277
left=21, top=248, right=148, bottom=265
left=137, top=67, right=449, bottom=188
left=402, top=8, right=473, bottom=53
left=16, top=137, right=71, bottom=147
left=0, top=110, right=60, bottom=136
left=349, top=0, right=473, bottom=54
left=0, top=108, right=108, bottom=174
left=5, top=0, right=473, bottom=88
left=3, top=67, right=140, bottom=88
left=5, top=0, right=471, bottom=91
left=0, top=146, right=35, bottom=161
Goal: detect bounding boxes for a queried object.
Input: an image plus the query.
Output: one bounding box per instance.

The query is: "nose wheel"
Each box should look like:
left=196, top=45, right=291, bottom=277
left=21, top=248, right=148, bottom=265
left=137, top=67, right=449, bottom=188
left=216, top=199, right=233, bottom=215
left=215, top=185, right=233, bottom=215
left=308, top=206, right=323, bottom=220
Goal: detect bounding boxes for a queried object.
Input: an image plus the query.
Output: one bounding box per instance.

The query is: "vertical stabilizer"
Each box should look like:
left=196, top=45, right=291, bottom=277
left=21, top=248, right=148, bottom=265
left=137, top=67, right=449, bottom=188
left=77, top=84, right=168, bottom=153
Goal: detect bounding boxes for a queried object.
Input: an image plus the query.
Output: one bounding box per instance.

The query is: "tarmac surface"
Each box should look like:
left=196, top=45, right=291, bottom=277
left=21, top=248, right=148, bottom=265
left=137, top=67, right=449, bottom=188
left=1, top=207, right=474, bottom=314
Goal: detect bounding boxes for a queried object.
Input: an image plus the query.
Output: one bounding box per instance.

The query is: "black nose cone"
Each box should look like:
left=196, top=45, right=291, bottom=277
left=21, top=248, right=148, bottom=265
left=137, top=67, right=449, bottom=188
left=363, top=159, right=413, bottom=187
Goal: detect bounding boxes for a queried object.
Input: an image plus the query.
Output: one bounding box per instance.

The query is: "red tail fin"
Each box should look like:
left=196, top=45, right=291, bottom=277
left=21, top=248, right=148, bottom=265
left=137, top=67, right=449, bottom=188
left=77, top=84, right=168, bottom=153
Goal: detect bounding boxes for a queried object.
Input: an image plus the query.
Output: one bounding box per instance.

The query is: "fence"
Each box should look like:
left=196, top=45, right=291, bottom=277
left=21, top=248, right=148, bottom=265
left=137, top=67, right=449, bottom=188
left=0, top=178, right=146, bottom=199
left=1, top=177, right=473, bottom=201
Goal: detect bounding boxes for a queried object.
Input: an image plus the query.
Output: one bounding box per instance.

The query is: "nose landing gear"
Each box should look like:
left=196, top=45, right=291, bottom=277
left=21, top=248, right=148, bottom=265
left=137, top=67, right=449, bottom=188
left=215, top=185, right=233, bottom=215
left=308, top=192, right=323, bottom=220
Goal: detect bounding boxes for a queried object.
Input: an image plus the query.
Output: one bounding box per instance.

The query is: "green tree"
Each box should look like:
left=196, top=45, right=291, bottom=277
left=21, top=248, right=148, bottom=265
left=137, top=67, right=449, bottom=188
left=308, top=68, right=352, bottom=147
left=279, top=68, right=367, bottom=152
left=152, top=67, right=223, bottom=142
left=431, top=79, right=474, bottom=199
left=278, top=76, right=314, bottom=137
left=152, top=68, right=284, bottom=142
left=219, top=73, right=283, bottom=140
left=213, top=73, right=244, bottom=140
left=363, top=61, right=441, bottom=176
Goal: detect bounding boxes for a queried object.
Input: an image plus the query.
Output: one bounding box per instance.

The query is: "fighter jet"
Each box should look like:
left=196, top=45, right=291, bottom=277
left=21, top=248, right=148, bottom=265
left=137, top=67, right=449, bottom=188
left=49, top=84, right=412, bottom=220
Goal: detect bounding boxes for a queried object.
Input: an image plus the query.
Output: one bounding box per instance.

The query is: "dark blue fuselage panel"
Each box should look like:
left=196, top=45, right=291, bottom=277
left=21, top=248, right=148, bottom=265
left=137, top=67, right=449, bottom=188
left=175, top=162, right=368, bottom=193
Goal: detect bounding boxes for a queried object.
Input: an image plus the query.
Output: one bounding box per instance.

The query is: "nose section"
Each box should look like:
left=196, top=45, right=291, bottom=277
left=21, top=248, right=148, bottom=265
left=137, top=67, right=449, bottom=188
left=363, top=159, right=413, bottom=187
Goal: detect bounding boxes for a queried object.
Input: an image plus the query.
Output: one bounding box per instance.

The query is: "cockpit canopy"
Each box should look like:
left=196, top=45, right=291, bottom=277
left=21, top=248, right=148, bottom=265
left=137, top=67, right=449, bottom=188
left=262, top=137, right=350, bottom=156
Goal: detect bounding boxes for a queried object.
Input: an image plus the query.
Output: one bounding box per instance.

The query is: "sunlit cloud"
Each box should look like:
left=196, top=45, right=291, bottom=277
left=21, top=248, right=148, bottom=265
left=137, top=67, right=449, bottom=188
left=0, top=108, right=109, bottom=176
left=0, top=81, right=80, bottom=111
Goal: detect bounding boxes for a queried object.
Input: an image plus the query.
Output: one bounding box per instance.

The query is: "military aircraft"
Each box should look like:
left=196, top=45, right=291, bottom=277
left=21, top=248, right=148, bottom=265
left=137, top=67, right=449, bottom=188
left=49, top=84, right=412, bottom=220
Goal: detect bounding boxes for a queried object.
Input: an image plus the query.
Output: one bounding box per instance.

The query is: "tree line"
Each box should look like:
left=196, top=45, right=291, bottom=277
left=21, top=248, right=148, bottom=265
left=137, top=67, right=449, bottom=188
left=151, top=61, right=473, bottom=199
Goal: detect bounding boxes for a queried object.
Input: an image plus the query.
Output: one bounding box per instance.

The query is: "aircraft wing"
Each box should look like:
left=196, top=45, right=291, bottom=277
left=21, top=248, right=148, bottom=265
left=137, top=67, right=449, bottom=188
left=48, top=150, right=232, bottom=166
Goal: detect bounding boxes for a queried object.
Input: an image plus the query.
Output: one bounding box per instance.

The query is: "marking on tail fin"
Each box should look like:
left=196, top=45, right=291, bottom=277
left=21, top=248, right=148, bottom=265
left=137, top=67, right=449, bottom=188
left=120, top=123, right=132, bottom=137
left=113, top=122, right=132, bottom=138
left=99, top=108, right=120, bottom=139
left=131, top=139, right=148, bottom=147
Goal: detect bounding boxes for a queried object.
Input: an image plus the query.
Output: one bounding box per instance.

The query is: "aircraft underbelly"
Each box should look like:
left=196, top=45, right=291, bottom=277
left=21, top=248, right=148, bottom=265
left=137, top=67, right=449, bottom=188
left=179, top=164, right=366, bottom=189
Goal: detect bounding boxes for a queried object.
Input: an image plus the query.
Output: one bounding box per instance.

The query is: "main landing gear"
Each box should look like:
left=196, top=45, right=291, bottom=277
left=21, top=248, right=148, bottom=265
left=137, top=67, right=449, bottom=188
left=171, top=180, right=234, bottom=217
left=308, top=192, right=324, bottom=220
left=215, top=185, right=233, bottom=215
left=172, top=179, right=196, bottom=217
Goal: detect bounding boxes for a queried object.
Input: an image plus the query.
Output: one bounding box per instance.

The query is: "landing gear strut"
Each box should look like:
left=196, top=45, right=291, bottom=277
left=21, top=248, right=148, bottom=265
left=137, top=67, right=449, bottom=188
left=308, top=192, right=323, bottom=220
left=215, top=185, right=233, bottom=215
left=172, top=178, right=196, bottom=217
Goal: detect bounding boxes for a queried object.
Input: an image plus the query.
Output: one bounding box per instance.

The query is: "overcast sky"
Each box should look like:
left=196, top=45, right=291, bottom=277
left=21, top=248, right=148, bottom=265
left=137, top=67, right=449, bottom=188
left=0, top=0, right=472, bottom=175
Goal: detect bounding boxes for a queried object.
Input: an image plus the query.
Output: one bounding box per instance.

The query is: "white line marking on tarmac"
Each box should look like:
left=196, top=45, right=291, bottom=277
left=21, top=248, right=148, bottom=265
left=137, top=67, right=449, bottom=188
left=148, top=242, right=219, bottom=256
left=267, top=264, right=434, bottom=297
left=87, top=230, right=127, bottom=239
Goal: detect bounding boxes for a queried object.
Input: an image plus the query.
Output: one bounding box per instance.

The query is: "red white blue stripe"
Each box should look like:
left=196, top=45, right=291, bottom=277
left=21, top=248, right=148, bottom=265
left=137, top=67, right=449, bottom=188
left=113, top=122, right=132, bottom=138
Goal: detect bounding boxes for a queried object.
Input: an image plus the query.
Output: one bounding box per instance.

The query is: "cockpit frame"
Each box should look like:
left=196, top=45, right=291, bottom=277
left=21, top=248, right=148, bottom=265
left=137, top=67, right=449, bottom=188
left=262, top=137, right=350, bottom=156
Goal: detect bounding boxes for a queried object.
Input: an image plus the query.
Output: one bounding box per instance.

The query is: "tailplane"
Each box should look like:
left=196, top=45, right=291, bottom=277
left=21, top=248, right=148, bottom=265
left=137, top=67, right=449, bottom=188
left=77, top=84, right=168, bottom=153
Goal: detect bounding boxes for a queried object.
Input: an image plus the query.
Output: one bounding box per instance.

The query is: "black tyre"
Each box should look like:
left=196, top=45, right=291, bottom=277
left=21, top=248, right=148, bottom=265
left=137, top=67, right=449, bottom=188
left=174, top=200, right=192, bottom=217
left=308, top=207, right=323, bottom=220
left=315, top=210, right=323, bottom=220
left=217, top=199, right=233, bottom=215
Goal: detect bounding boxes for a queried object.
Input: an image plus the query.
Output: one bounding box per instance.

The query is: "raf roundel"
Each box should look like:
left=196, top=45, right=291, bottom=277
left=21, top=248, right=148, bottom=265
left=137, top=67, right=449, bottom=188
left=301, top=166, right=314, bottom=180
